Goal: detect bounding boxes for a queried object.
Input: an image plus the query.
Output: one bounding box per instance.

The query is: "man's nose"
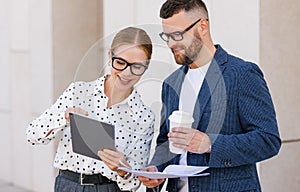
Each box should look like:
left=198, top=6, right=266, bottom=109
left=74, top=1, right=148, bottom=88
left=167, top=38, right=177, bottom=48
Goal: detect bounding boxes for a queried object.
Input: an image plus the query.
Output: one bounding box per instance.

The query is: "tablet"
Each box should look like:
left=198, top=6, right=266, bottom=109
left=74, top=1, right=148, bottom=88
left=69, top=113, right=115, bottom=160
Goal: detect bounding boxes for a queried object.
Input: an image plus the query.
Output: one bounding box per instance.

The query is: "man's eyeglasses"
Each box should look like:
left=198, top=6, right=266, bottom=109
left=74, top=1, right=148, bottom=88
left=111, top=56, right=148, bottom=76
left=159, top=18, right=207, bottom=42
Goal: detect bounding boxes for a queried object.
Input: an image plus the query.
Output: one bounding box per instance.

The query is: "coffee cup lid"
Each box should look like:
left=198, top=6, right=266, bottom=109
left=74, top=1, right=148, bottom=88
left=168, top=111, right=194, bottom=124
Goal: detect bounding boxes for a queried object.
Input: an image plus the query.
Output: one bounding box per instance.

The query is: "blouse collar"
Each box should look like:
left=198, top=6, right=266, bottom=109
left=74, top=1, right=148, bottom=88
left=90, top=75, right=143, bottom=111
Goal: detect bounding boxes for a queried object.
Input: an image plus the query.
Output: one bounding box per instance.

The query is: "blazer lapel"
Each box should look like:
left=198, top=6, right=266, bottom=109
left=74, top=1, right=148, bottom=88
left=193, top=45, right=228, bottom=129
left=169, top=66, right=189, bottom=112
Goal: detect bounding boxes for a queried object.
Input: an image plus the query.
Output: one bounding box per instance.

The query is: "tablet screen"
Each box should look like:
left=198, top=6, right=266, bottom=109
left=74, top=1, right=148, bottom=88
left=70, top=113, right=115, bottom=160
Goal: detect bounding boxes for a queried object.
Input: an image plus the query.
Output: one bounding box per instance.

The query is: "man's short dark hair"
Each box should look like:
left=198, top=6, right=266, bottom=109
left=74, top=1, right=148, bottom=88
left=160, top=0, right=208, bottom=19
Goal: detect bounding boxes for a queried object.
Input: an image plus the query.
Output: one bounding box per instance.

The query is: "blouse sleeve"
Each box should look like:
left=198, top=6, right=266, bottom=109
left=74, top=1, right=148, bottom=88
left=26, top=83, right=74, bottom=145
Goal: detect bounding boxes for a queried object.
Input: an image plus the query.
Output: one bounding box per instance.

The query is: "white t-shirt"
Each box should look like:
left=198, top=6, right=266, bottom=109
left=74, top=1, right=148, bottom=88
left=178, top=62, right=210, bottom=192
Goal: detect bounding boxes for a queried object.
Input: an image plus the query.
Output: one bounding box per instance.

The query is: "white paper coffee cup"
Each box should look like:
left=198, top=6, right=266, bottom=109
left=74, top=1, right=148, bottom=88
left=168, top=111, right=194, bottom=154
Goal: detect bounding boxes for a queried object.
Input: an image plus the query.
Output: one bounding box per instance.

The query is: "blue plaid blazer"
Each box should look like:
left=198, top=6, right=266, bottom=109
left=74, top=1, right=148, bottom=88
left=148, top=45, right=281, bottom=192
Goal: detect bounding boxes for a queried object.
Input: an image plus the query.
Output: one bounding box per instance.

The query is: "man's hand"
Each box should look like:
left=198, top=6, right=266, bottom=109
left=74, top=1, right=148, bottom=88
left=168, top=127, right=211, bottom=154
left=65, top=107, right=88, bottom=123
left=138, top=166, right=165, bottom=188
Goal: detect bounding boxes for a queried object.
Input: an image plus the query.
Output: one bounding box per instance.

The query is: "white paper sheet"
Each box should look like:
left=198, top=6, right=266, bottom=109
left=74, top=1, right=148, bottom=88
left=118, top=165, right=210, bottom=179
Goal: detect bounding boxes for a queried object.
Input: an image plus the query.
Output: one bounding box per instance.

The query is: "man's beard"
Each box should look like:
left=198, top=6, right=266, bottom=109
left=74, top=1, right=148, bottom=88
left=172, top=31, right=203, bottom=66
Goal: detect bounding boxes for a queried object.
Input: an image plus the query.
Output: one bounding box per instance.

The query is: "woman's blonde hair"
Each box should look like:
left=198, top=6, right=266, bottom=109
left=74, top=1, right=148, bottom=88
left=110, top=27, right=153, bottom=60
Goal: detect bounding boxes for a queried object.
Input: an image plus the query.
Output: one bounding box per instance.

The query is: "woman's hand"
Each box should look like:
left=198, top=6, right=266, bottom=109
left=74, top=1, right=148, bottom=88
left=98, top=149, right=131, bottom=177
left=65, top=107, right=88, bottom=123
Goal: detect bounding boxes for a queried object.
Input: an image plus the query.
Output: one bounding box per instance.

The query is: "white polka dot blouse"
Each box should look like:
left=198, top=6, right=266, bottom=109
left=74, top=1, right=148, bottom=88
left=26, top=75, right=155, bottom=191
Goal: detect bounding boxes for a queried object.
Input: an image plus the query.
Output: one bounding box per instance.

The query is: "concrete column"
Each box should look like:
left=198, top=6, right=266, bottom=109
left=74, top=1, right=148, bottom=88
left=208, top=0, right=259, bottom=63
left=0, top=0, right=12, bottom=183
left=0, top=0, right=103, bottom=191
left=9, top=0, right=55, bottom=191
left=11, top=52, right=33, bottom=189
left=29, top=2, right=55, bottom=190
left=9, top=0, right=32, bottom=189
left=53, top=0, right=103, bottom=99
left=260, top=0, right=300, bottom=191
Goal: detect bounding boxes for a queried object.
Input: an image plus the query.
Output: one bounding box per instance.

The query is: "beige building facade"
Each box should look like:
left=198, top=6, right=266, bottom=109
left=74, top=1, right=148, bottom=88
left=0, top=0, right=299, bottom=191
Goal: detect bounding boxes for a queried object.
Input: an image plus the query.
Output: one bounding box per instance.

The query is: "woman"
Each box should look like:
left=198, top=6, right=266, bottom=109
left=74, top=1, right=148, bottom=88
left=26, top=27, right=155, bottom=192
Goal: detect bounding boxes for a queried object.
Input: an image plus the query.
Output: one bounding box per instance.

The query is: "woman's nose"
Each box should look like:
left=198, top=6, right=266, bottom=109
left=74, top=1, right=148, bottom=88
left=122, top=66, right=132, bottom=76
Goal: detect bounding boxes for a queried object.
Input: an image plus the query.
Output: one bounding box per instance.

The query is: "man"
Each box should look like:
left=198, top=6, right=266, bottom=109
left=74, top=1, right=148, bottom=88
left=138, top=0, right=281, bottom=191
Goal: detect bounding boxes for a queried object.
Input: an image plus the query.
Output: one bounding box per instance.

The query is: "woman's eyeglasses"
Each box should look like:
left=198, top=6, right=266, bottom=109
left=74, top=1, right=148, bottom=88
left=111, top=56, right=148, bottom=76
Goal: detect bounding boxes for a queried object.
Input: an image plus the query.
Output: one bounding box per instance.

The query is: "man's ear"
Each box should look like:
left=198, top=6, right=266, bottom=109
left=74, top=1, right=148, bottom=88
left=198, top=19, right=209, bottom=35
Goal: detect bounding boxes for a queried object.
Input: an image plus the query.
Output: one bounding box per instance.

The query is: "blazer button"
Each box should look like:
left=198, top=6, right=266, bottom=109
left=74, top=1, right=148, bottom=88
left=224, top=160, right=232, bottom=167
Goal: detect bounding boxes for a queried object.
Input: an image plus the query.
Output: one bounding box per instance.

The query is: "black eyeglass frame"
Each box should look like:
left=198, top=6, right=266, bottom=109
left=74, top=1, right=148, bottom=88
left=159, top=18, right=208, bottom=42
left=111, top=56, right=149, bottom=76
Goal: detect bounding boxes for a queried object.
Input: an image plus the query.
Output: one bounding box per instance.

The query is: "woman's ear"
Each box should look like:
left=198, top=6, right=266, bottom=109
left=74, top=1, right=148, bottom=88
left=107, top=50, right=112, bottom=66
left=108, top=50, right=111, bottom=58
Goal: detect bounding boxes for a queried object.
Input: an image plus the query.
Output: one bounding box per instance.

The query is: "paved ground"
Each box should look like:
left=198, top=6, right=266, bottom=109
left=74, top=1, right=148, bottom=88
left=0, top=180, right=32, bottom=192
